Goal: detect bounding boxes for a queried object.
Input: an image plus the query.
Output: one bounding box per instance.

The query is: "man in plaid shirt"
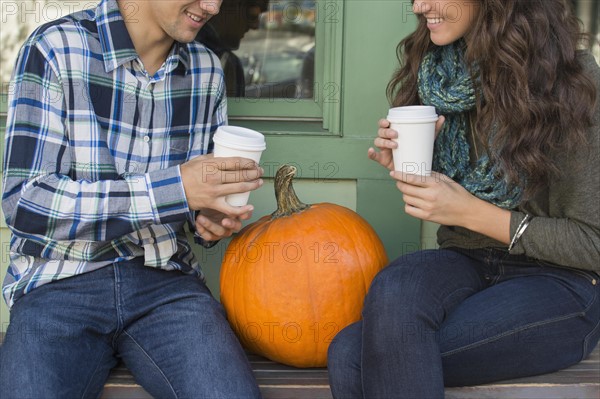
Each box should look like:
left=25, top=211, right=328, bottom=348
left=0, top=0, right=263, bottom=397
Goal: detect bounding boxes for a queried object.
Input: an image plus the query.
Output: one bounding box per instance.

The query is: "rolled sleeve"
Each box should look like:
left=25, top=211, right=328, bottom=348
left=144, top=165, right=190, bottom=225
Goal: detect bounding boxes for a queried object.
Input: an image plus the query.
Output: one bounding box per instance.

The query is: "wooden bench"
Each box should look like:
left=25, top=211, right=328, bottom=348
left=102, top=346, right=600, bottom=399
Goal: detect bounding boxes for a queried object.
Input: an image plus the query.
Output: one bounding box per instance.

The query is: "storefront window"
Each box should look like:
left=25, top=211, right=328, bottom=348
left=197, top=0, right=316, bottom=99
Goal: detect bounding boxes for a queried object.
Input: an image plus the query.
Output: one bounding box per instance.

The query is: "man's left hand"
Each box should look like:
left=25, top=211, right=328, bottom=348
left=195, top=208, right=253, bottom=241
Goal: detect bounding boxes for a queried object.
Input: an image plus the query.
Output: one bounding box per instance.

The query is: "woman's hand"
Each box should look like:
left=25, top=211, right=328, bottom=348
left=367, top=119, right=398, bottom=171
left=390, top=171, right=473, bottom=226
left=368, top=116, right=445, bottom=171
left=390, top=171, right=511, bottom=244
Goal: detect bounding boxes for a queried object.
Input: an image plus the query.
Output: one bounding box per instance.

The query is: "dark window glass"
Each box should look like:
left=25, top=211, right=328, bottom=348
left=197, top=0, right=316, bottom=99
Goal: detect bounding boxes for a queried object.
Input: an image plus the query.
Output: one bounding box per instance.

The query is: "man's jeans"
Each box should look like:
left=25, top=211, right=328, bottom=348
left=0, top=259, right=261, bottom=399
left=327, top=249, right=600, bottom=399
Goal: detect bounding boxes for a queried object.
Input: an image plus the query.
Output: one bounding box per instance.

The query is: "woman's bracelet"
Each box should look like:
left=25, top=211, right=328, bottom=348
left=508, top=214, right=532, bottom=252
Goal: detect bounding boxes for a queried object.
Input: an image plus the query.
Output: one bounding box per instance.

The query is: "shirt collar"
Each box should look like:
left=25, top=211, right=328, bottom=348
left=95, top=0, right=191, bottom=73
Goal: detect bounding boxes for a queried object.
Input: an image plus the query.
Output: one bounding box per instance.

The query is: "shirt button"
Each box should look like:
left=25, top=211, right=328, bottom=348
left=143, top=135, right=150, bottom=143
left=147, top=237, right=155, bottom=244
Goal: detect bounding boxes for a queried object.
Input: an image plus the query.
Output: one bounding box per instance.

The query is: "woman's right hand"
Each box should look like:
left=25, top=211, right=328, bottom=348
left=367, top=119, right=398, bottom=171
left=367, top=116, right=446, bottom=171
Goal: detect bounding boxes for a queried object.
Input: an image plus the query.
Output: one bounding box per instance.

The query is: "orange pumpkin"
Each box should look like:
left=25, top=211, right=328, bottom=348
left=220, top=164, right=388, bottom=367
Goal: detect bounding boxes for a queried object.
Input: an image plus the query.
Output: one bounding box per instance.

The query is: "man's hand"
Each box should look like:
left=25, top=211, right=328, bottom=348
left=180, top=154, right=263, bottom=217
left=195, top=208, right=253, bottom=241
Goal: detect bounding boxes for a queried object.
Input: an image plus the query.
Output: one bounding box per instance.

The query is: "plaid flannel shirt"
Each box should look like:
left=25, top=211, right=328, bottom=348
left=1, top=0, right=226, bottom=307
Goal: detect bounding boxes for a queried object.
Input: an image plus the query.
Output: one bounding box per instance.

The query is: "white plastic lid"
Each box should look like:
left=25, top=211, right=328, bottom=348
left=213, top=126, right=266, bottom=151
left=387, top=106, right=438, bottom=123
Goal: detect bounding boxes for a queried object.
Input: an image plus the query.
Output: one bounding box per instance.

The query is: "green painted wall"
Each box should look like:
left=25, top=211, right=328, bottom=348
left=0, top=1, right=425, bottom=332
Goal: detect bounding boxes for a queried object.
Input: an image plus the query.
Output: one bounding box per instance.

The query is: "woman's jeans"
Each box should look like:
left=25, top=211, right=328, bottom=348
left=327, top=248, right=600, bottom=399
left=0, top=259, right=261, bottom=399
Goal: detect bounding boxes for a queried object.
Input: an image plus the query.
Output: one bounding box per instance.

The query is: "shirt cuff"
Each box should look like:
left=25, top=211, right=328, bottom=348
left=145, top=166, right=190, bottom=225
left=191, top=210, right=220, bottom=248
left=194, top=233, right=220, bottom=248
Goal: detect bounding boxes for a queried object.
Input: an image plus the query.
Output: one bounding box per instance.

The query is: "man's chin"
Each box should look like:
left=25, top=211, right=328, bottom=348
left=176, top=28, right=206, bottom=43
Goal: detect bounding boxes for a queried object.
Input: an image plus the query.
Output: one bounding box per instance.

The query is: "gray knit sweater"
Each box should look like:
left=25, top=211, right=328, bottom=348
left=437, top=52, right=600, bottom=272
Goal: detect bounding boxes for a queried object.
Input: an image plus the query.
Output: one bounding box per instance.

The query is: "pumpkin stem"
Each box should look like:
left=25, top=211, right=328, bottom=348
left=271, top=165, right=310, bottom=219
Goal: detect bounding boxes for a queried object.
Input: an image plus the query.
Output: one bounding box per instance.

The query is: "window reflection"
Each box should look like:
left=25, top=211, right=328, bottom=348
left=197, top=0, right=316, bottom=99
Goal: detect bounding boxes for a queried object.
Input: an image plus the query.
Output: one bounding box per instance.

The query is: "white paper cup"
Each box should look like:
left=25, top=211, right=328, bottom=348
left=213, top=126, right=266, bottom=206
left=387, top=106, right=438, bottom=176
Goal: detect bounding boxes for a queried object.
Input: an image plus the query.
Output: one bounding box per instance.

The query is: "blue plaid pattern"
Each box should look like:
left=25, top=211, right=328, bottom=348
left=2, top=0, right=226, bottom=307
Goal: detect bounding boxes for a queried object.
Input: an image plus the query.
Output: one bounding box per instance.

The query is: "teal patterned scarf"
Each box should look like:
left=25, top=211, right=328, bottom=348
left=417, top=42, right=522, bottom=209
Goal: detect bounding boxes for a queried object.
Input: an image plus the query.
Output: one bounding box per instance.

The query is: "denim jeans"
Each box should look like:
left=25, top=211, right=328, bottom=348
left=0, top=259, right=261, bottom=399
left=327, top=248, right=600, bottom=399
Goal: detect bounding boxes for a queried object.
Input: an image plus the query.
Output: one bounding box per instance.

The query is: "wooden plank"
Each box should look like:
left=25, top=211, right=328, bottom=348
left=258, top=386, right=333, bottom=399
left=1, top=333, right=597, bottom=398
left=101, top=347, right=600, bottom=399
left=100, top=386, right=152, bottom=399
left=242, top=375, right=329, bottom=387
left=444, top=348, right=600, bottom=399
left=446, top=384, right=600, bottom=399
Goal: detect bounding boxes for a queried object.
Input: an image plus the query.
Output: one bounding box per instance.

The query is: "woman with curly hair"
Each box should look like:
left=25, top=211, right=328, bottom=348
left=327, top=1, right=600, bottom=397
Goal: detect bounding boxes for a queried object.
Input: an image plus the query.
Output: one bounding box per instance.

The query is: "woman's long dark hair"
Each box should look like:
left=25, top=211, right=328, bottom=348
left=388, top=0, right=597, bottom=200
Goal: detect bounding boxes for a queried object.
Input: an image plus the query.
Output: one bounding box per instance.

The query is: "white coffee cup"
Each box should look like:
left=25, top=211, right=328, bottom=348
left=387, top=106, right=439, bottom=176
left=213, top=125, right=266, bottom=206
